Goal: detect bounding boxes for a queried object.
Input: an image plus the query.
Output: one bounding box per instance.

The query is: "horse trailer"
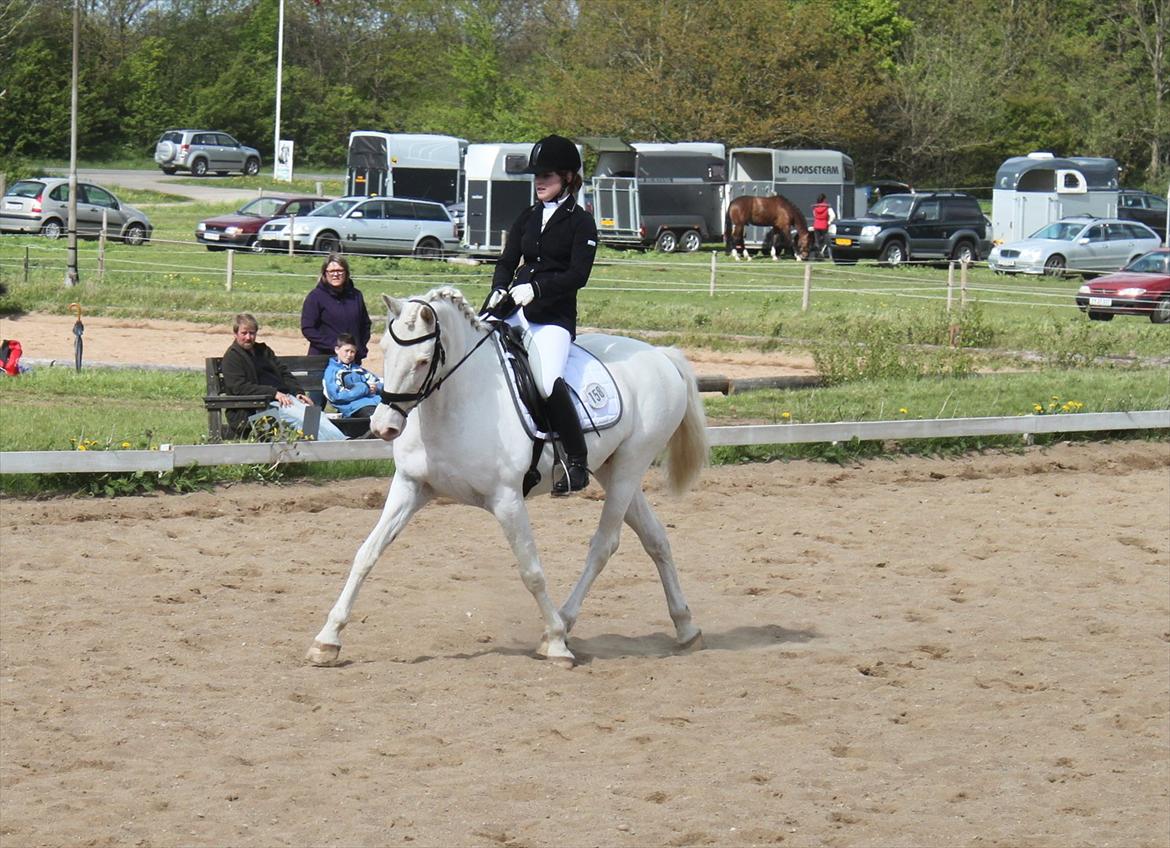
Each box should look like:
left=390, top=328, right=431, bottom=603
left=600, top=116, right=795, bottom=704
left=990, top=153, right=1120, bottom=244
left=345, top=131, right=468, bottom=207
left=724, top=148, right=855, bottom=248
left=462, top=143, right=535, bottom=255
left=588, top=140, right=727, bottom=252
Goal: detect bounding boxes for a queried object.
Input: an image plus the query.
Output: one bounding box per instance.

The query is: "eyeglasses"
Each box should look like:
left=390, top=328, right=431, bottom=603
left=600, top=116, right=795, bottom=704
left=326, top=268, right=345, bottom=276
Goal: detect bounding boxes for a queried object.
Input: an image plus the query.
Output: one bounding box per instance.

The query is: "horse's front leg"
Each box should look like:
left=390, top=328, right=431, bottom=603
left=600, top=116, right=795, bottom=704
left=306, top=473, right=430, bottom=666
left=489, top=491, right=574, bottom=666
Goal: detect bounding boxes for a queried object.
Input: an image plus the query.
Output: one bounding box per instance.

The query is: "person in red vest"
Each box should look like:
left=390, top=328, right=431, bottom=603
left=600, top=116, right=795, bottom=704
left=811, top=194, right=836, bottom=259
left=0, top=339, right=23, bottom=376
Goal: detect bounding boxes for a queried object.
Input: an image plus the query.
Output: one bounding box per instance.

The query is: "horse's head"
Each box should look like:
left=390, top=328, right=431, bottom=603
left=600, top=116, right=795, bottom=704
left=369, top=294, right=444, bottom=441
left=369, top=287, right=488, bottom=441
left=794, top=227, right=812, bottom=261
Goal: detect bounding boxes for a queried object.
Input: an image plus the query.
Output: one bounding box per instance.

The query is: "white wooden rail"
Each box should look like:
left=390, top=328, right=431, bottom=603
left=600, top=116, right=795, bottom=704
left=1, top=411, right=1167, bottom=475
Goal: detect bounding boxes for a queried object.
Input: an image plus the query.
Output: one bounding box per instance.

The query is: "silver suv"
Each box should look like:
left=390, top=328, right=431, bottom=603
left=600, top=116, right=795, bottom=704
left=154, top=129, right=261, bottom=177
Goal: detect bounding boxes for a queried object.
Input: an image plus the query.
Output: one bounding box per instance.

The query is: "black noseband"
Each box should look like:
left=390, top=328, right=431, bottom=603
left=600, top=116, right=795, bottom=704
left=378, top=301, right=446, bottom=417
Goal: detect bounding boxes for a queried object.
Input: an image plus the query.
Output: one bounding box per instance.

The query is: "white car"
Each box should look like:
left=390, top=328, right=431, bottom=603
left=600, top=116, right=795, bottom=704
left=988, top=216, right=1161, bottom=276
left=255, top=196, right=461, bottom=257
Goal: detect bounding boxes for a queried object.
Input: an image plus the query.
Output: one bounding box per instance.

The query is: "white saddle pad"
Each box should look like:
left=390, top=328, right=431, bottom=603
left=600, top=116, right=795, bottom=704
left=494, top=334, right=622, bottom=440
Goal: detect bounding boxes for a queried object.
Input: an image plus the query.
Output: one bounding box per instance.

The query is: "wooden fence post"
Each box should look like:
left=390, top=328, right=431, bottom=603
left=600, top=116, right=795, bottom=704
left=225, top=247, right=234, bottom=292
left=97, top=210, right=107, bottom=285
left=709, top=251, right=716, bottom=296
left=23, top=246, right=29, bottom=284
left=801, top=261, right=812, bottom=312
left=946, top=261, right=955, bottom=313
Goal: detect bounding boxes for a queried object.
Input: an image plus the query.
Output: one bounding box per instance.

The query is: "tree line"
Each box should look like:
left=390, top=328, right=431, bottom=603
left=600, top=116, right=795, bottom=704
left=0, top=0, right=1165, bottom=190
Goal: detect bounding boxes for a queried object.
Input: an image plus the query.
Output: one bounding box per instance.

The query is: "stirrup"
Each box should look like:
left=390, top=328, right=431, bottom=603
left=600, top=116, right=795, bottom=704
left=551, top=458, right=589, bottom=497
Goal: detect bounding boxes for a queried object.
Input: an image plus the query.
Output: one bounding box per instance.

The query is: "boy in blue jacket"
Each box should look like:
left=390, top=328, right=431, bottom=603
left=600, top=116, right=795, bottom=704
left=323, top=333, right=382, bottom=418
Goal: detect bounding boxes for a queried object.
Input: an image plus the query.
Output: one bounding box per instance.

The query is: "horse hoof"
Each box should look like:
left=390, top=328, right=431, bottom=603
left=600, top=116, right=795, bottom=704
left=677, top=629, right=704, bottom=652
left=548, top=655, right=576, bottom=670
left=306, top=640, right=341, bottom=667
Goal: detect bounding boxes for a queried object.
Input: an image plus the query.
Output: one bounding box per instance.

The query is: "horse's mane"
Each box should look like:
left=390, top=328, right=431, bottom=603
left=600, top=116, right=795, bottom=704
left=418, top=286, right=492, bottom=331
left=773, top=195, right=809, bottom=230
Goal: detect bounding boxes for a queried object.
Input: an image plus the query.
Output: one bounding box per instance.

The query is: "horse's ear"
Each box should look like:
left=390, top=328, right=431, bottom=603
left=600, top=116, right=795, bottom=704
left=384, top=295, right=404, bottom=318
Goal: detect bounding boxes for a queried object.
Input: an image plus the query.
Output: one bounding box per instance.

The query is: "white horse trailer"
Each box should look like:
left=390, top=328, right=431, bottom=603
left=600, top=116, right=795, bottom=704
left=724, top=148, right=856, bottom=248
left=991, top=153, right=1120, bottom=244
left=345, top=132, right=468, bottom=207
left=590, top=140, right=727, bottom=252
left=462, top=143, right=534, bottom=255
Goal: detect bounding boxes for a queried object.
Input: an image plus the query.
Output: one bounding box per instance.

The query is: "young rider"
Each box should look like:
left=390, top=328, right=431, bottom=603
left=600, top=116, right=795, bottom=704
left=485, top=134, right=599, bottom=495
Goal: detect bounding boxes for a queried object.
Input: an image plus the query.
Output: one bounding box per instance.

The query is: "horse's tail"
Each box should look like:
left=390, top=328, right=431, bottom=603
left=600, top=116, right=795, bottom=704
left=660, top=347, right=709, bottom=495
left=724, top=206, right=734, bottom=255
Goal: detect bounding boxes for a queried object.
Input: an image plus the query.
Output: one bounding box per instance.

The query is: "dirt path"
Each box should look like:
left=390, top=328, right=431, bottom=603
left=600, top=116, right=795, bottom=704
left=1, top=442, right=1168, bottom=846
left=0, top=311, right=818, bottom=379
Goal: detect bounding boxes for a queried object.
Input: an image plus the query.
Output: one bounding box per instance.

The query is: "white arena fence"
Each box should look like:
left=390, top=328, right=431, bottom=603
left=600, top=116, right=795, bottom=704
left=2, top=411, right=1167, bottom=476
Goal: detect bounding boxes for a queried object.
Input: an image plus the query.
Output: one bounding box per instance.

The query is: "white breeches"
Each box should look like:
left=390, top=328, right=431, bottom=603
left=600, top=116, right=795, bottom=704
left=505, top=311, right=570, bottom=398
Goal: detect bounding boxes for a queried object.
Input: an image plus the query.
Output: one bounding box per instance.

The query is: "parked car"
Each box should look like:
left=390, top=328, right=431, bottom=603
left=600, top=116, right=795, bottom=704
left=196, top=196, right=331, bottom=251
left=828, top=191, right=989, bottom=265
left=987, top=217, right=1161, bottom=276
left=1076, top=249, right=1170, bottom=323
left=154, top=129, right=261, bottom=177
left=0, top=177, right=152, bottom=244
left=255, top=196, right=461, bottom=257
left=1118, top=189, right=1168, bottom=241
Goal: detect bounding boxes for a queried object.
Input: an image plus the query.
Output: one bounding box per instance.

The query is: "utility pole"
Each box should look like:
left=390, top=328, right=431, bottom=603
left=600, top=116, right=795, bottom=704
left=65, top=0, right=79, bottom=288
left=273, top=0, right=284, bottom=175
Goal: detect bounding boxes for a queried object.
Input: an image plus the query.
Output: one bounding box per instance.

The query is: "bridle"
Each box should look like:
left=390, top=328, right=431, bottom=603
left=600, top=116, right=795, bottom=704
left=378, top=299, right=498, bottom=418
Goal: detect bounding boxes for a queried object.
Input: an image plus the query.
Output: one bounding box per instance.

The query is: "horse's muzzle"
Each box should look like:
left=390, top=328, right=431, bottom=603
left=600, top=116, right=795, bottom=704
left=369, top=405, right=405, bottom=441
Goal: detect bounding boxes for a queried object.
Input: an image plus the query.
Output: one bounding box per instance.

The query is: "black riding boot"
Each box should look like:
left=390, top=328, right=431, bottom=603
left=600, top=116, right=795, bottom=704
left=546, top=378, right=589, bottom=496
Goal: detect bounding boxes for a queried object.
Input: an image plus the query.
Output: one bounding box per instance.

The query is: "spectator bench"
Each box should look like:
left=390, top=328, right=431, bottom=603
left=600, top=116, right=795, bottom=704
left=203, top=354, right=371, bottom=442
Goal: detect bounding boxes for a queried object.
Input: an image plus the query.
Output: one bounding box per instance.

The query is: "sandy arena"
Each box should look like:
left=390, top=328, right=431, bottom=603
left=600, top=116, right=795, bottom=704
left=2, top=436, right=1168, bottom=846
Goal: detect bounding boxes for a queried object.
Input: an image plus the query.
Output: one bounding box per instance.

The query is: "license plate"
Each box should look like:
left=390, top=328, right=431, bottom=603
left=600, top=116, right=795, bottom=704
left=204, top=232, right=219, bottom=240
left=4, top=200, right=21, bottom=210
left=1088, top=296, right=1112, bottom=307
left=833, top=238, right=851, bottom=246
left=998, top=258, right=1015, bottom=267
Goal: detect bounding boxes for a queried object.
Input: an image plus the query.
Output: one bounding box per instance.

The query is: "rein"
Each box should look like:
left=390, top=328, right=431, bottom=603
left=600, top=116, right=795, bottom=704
left=378, top=299, right=500, bottom=417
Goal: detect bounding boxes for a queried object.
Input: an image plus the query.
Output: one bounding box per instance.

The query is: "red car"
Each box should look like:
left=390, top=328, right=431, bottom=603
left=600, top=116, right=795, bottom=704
left=195, top=195, right=330, bottom=251
left=1077, top=248, right=1170, bottom=323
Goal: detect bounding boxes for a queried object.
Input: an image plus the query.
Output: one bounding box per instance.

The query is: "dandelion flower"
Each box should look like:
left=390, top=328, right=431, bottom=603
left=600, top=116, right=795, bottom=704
left=121, top=441, right=131, bottom=449
left=781, top=411, right=791, bottom=420
left=77, top=445, right=88, bottom=451
left=899, top=407, right=908, bottom=415
left=1033, top=404, right=1043, bottom=413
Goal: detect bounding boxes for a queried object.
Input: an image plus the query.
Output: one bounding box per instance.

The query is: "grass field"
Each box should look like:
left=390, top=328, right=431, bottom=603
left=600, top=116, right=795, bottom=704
left=1, top=174, right=1167, bottom=494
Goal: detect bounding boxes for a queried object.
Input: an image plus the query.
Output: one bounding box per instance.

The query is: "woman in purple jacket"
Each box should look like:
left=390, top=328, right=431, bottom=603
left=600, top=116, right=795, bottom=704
left=301, top=253, right=373, bottom=363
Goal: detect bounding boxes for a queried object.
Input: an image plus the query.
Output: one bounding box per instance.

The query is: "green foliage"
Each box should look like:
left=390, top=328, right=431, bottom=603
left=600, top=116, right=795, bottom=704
left=49, top=432, right=215, bottom=497
left=1034, top=315, right=1115, bottom=369
left=810, top=314, right=975, bottom=386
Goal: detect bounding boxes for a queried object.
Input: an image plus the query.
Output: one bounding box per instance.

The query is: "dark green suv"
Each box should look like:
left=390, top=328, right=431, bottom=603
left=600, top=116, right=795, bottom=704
left=828, top=191, right=990, bottom=265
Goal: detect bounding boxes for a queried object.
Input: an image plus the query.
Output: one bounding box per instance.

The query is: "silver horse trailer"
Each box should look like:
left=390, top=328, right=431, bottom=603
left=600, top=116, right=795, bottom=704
left=462, top=143, right=534, bottom=255
left=589, top=140, right=726, bottom=252
left=345, top=131, right=468, bottom=207
left=724, top=148, right=855, bottom=248
left=990, top=153, right=1120, bottom=244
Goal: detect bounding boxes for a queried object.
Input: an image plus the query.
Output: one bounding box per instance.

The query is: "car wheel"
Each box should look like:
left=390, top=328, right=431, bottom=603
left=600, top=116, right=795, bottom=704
left=679, top=229, right=702, bottom=253
left=156, top=140, right=175, bottom=161
left=1043, top=254, right=1066, bottom=276
left=161, top=167, right=176, bottom=175
left=40, top=219, right=64, bottom=240
left=879, top=240, right=906, bottom=266
left=249, top=238, right=265, bottom=254
left=190, top=158, right=208, bottom=177
left=413, top=237, right=443, bottom=258
left=655, top=230, right=678, bottom=253
left=244, top=158, right=260, bottom=177
left=951, top=240, right=977, bottom=263
left=122, top=223, right=147, bottom=246
left=313, top=232, right=341, bottom=254
left=1087, top=310, right=1114, bottom=321
left=1152, top=296, right=1170, bottom=324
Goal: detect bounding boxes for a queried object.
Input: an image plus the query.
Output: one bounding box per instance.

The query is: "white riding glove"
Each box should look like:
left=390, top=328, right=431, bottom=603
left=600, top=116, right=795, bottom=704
left=486, top=289, right=506, bottom=309
left=510, top=283, right=536, bottom=306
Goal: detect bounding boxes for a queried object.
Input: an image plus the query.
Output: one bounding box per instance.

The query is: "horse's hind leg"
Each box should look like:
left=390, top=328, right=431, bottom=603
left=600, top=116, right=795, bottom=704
left=621, top=489, right=702, bottom=649
left=307, top=473, right=430, bottom=666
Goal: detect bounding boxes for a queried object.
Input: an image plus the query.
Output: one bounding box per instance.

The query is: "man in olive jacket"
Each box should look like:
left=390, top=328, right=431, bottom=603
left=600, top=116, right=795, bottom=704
left=221, top=313, right=344, bottom=440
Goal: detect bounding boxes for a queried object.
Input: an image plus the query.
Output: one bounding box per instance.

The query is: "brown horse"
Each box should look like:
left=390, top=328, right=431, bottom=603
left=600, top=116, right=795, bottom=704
left=725, top=194, right=811, bottom=261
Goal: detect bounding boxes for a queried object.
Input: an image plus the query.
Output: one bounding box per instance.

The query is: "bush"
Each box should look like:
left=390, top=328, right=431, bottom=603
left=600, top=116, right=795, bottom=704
left=812, top=315, right=975, bottom=386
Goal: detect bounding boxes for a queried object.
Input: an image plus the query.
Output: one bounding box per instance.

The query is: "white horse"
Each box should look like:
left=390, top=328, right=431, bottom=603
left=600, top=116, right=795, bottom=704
left=307, top=287, right=708, bottom=667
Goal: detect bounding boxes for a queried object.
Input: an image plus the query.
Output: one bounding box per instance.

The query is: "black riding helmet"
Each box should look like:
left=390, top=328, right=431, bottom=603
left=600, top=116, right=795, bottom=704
left=525, top=134, right=581, bottom=174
